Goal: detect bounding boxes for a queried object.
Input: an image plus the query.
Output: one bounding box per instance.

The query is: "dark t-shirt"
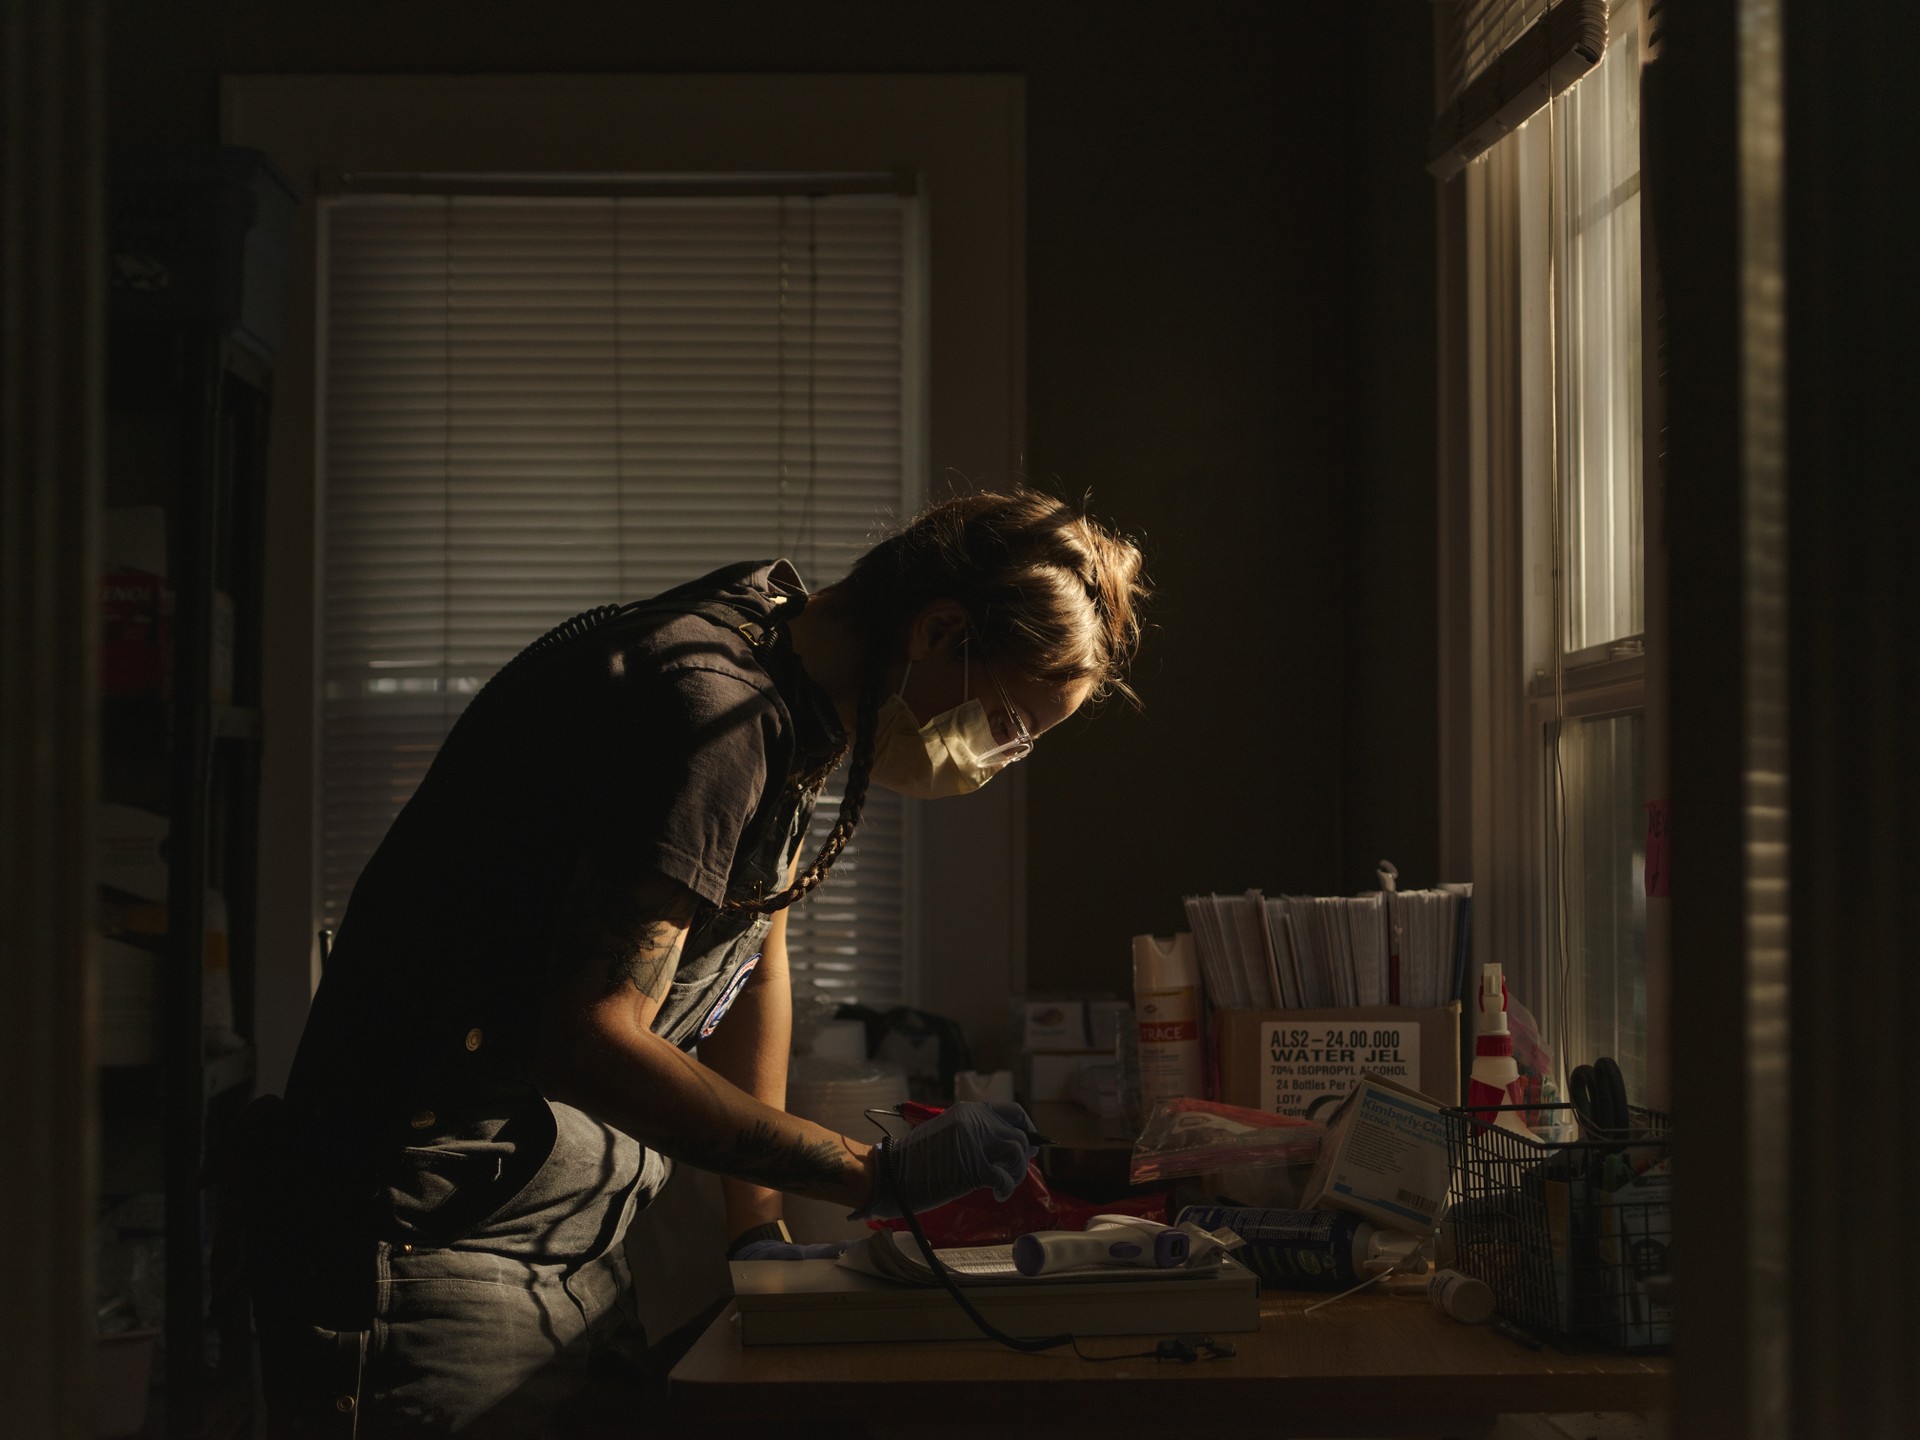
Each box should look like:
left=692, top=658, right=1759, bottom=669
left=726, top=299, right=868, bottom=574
left=283, top=560, right=843, bottom=1240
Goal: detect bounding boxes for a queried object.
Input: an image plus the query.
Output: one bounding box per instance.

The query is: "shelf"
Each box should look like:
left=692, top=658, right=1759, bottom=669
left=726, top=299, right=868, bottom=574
left=102, top=264, right=275, bottom=1440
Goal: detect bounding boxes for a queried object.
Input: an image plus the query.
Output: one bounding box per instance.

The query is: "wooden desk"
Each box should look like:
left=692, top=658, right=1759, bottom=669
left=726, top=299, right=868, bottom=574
left=670, top=1288, right=1670, bottom=1440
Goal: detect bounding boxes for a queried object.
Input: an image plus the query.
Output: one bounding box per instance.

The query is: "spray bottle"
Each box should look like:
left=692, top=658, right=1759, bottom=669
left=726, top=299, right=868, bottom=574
left=1467, top=962, right=1535, bottom=1138
left=1130, top=934, right=1206, bottom=1112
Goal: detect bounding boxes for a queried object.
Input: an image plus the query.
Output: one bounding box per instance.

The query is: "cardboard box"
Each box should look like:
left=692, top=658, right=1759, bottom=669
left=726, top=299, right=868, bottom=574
left=1299, top=1072, right=1451, bottom=1236
left=109, top=147, right=298, bottom=360
left=1214, top=1003, right=1460, bottom=1123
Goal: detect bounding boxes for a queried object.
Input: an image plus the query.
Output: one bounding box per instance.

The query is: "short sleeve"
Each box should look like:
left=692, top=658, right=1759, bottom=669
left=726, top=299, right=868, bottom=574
left=580, top=659, right=784, bottom=908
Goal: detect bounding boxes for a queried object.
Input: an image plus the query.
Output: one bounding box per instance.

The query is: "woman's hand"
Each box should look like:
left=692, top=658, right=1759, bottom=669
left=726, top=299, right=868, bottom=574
left=853, top=1101, right=1038, bottom=1219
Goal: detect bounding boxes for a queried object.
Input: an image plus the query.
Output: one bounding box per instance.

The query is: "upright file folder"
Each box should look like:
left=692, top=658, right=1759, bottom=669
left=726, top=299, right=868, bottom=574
left=1185, top=886, right=1473, bottom=1012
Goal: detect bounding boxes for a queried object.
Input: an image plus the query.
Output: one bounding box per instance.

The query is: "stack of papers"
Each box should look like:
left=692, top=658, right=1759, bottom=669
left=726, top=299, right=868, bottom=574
left=1384, top=886, right=1473, bottom=1008
left=1185, top=884, right=1473, bottom=1011
left=1260, top=894, right=1388, bottom=1009
left=1182, top=891, right=1280, bottom=1010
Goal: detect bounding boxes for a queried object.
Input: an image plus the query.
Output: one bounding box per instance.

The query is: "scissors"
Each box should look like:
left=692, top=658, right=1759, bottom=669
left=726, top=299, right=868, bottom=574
left=1568, top=1056, right=1631, bottom=1188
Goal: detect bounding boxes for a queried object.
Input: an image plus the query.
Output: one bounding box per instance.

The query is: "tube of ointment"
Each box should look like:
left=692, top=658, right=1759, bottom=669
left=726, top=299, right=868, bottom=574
left=1428, top=1268, right=1496, bottom=1324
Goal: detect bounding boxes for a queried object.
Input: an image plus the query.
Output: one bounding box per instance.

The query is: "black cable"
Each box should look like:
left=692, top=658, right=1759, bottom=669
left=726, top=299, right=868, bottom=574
left=876, top=1136, right=1071, bottom=1353
left=871, top=1134, right=1237, bottom=1365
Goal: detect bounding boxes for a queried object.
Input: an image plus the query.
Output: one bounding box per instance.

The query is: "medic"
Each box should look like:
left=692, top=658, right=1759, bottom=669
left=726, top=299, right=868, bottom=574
left=249, top=488, right=1148, bottom=1435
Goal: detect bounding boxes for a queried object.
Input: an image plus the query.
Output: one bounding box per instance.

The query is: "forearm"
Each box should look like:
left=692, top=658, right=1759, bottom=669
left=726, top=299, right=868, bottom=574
left=540, top=1006, right=875, bottom=1210
left=532, top=859, right=875, bottom=1210
left=698, top=960, right=794, bottom=1236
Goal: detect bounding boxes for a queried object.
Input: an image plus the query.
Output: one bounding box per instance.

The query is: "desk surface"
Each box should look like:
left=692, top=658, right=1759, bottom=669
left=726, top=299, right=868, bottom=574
left=671, top=1288, right=1670, bottom=1439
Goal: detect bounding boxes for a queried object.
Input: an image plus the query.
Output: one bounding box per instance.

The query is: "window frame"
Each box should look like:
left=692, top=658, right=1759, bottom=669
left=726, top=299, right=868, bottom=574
left=225, top=74, right=1030, bottom=1090
left=1438, top=0, right=1669, bottom=1103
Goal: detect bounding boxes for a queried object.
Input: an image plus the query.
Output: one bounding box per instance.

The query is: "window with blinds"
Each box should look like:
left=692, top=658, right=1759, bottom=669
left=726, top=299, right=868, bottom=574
left=1443, top=0, right=1556, bottom=97
left=1457, top=3, right=1651, bottom=1096
left=1529, top=10, right=1648, bottom=1095
left=319, top=186, right=923, bottom=1007
left=1430, top=0, right=1608, bottom=180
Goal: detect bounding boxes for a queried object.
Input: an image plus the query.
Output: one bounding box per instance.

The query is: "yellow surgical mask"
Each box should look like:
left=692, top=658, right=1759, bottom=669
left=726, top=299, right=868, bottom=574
left=868, top=660, right=1010, bottom=799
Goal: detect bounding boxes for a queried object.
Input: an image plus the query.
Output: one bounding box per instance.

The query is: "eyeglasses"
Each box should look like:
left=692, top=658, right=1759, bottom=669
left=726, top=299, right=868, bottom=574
left=974, top=656, right=1035, bottom=768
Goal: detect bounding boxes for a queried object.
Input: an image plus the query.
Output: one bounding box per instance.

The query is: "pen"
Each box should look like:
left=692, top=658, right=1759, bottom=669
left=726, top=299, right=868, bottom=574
left=1491, top=1318, right=1542, bottom=1350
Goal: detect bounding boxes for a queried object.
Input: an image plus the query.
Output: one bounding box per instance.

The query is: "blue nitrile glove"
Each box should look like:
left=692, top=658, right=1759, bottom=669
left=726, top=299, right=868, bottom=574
left=732, top=1239, right=850, bottom=1261
left=855, top=1101, right=1038, bottom=1220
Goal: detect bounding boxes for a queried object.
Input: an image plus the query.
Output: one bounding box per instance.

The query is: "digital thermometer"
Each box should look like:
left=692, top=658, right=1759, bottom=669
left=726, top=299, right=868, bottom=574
left=1009, top=1216, right=1190, bottom=1277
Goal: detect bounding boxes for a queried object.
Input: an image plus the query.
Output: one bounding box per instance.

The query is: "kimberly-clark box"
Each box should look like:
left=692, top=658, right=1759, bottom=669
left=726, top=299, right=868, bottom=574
left=1299, top=1073, right=1451, bottom=1236
left=1214, top=1004, right=1460, bottom=1124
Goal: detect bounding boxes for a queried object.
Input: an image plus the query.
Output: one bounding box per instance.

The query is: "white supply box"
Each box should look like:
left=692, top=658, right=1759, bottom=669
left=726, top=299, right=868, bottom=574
left=1017, top=1051, right=1105, bottom=1105
left=1300, top=1072, right=1450, bottom=1236
left=1600, top=1171, right=1672, bottom=1348
left=1014, top=997, right=1130, bottom=1054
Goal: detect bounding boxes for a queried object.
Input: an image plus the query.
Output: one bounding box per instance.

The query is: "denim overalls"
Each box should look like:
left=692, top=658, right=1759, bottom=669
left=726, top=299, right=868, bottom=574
left=253, top=568, right=829, bottom=1436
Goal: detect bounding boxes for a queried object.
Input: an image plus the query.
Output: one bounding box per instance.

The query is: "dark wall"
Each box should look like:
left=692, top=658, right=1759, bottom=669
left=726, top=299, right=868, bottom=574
left=105, top=0, right=1439, bottom=998
left=1337, top=7, right=1440, bottom=899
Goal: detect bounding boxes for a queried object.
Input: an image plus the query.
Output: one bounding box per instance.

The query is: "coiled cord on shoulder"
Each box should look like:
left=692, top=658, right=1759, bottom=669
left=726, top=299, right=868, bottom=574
left=461, top=592, right=876, bottom=920
left=464, top=602, right=642, bottom=713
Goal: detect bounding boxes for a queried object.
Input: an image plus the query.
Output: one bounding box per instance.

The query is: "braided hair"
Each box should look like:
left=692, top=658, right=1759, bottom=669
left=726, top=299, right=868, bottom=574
left=723, top=486, right=1148, bottom=916
left=722, top=654, right=888, bottom=915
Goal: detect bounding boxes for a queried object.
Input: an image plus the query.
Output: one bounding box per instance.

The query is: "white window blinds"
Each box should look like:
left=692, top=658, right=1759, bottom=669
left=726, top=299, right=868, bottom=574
left=1443, top=0, right=1559, bottom=99
left=319, top=187, right=922, bottom=1006
left=1430, top=0, right=1609, bottom=179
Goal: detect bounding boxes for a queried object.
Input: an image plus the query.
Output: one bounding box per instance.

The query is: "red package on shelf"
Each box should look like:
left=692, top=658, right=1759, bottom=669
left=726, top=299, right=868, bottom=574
left=101, top=564, right=173, bottom=697
left=870, top=1102, right=1169, bottom=1246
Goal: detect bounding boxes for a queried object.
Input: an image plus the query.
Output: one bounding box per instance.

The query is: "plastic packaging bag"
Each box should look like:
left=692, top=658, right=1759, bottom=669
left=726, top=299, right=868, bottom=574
left=870, top=1102, right=1168, bottom=1246
left=1129, top=1098, right=1324, bottom=1185
left=1506, top=994, right=1573, bottom=1140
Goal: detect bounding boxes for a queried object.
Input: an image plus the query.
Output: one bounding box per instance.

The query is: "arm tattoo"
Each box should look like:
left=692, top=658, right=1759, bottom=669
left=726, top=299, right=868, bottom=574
left=555, top=860, right=694, bottom=1002
left=607, top=921, right=686, bottom=1000
left=670, top=1119, right=853, bottom=1195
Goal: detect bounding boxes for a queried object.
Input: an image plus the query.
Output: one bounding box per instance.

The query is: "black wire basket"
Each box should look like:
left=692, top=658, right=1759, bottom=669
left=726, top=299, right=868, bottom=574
left=1443, top=1102, right=1671, bottom=1352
